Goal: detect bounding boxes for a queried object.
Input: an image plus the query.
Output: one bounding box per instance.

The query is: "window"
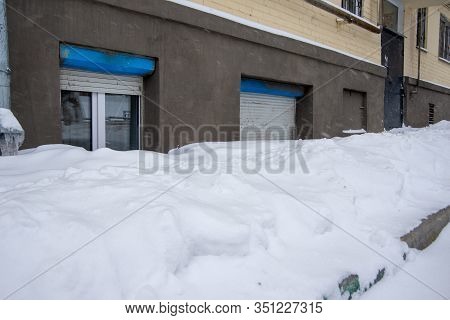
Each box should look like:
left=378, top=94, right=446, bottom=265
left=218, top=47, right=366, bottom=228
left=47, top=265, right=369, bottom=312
left=382, top=0, right=399, bottom=32
left=342, top=0, right=362, bottom=17
left=61, top=91, right=92, bottom=151
left=416, top=8, right=427, bottom=48
left=105, top=94, right=140, bottom=151
left=439, top=14, right=450, bottom=60
left=61, top=91, right=140, bottom=151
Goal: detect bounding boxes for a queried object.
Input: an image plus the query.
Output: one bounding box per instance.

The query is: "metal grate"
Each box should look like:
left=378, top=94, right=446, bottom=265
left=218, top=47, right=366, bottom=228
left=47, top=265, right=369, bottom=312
left=428, top=104, right=435, bottom=125
left=342, top=0, right=362, bottom=17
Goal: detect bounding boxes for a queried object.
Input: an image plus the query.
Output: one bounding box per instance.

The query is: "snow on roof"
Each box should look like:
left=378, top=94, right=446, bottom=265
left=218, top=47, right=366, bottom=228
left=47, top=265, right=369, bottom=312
left=342, top=129, right=367, bottom=134
left=167, top=0, right=383, bottom=67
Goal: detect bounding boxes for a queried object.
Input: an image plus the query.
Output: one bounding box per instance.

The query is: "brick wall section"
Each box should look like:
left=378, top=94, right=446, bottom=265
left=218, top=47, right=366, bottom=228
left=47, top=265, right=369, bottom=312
left=404, top=5, right=450, bottom=88
left=187, top=0, right=381, bottom=64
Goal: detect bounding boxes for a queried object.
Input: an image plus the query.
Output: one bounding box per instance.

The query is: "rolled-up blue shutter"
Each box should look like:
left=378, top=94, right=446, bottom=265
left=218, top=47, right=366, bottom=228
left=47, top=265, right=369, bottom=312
left=60, top=44, right=155, bottom=76
left=240, top=78, right=304, bottom=98
left=240, top=78, right=303, bottom=140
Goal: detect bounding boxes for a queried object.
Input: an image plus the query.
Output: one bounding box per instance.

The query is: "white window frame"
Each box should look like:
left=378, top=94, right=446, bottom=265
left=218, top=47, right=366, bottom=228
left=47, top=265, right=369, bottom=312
left=91, top=93, right=106, bottom=150
left=383, top=0, right=404, bottom=34
left=416, top=7, right=428, bottom=49
left=61, top=69, right=143, bottom=151
left=439, top=14, right=450, bottom=61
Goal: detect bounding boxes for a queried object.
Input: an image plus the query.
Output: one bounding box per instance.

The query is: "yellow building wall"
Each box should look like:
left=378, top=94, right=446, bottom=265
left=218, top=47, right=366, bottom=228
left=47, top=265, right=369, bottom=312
left=187, top=0, right=382, bottom=64
left=404, top=5, right=450, bottom=88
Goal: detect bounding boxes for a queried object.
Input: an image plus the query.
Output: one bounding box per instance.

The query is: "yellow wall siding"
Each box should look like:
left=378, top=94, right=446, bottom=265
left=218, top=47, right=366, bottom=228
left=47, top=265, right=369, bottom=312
left=187, top=0, right=381, bottom=64
left=404, top=5, right=450, bottom=88
left=362, top=0, right=379, bottom=24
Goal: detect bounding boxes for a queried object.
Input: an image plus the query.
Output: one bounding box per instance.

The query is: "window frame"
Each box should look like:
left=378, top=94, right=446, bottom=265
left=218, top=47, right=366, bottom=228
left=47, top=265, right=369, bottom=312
left=342, top=0, right=363, bottom=17
left=61, top=90, right=93, bottom=151
left=61, top=90, right=141, bottom=151
left=416, top=8, right=428, bottom=49
left=439, top=14, right=450, bottom=61
left=382, top=0, right=399, bottom=32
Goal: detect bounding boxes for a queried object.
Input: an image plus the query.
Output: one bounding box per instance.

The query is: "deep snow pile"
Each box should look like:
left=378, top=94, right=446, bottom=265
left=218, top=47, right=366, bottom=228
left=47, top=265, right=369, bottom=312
left=0, top=122, right=450, bottom=299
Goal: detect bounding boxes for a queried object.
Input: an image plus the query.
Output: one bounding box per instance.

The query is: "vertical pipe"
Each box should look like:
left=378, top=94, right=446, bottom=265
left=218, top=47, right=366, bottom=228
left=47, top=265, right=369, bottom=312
left=0, top=0, right=10, bottom=110
left=416, top=9, right=422, bottom=92
left=379, top=0, right=383, bottom=26
left=411, top=8, right=422, bottom=95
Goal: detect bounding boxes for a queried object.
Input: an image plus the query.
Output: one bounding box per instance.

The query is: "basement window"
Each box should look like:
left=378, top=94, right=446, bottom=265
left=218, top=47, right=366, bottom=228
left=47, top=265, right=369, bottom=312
left=416, top=8, right=428, bottom=49
left=428, top=104, right=435, bottom=125
left=342, top=0, right=362, bottom=17
left=439, top=14, right=450, bottom=60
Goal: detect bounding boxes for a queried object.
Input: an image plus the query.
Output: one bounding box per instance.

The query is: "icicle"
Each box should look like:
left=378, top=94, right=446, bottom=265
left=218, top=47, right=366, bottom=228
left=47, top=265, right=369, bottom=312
left=0, top=132, right=23, bottom=156
left=0, top=109, right=24, bottom=156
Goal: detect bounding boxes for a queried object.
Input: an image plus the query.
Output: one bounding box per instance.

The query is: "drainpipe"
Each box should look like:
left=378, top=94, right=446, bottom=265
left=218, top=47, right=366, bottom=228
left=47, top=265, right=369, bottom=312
left=411, top=11, right=422, bottom=95
left=416, top=42, right=421, bottom=89
left=379, top=0, right=383, bottom=26
left=409, top=41, right=422, bottom=95
left=0, top=0, right=10, bottom=109
left=0, top=0, right=24, bottom=156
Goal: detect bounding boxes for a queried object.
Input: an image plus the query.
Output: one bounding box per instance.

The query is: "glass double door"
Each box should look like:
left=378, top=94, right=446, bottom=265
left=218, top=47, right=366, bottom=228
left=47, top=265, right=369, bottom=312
left=61, top=91, right=139, bottom=151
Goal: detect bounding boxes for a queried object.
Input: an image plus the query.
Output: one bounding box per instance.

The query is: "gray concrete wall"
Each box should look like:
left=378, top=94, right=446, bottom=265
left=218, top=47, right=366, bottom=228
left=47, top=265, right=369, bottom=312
left=404, top=77, right=450, bottom=128
left=7, top=0, right=386, bottom=152
left=401, top=205, right=450, bottom=251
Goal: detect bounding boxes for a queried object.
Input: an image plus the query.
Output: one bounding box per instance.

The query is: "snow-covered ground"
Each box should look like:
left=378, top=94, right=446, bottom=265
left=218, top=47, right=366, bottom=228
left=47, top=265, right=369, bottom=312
left=0, top=122, right=449, bottom=299
left=361, top=225, right=450, bottom=299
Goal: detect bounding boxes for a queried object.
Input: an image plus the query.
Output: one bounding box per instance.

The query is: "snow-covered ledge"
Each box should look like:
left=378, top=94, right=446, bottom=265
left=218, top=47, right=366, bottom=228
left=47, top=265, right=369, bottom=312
left=305, top=0, right=381, bottom=34
left=0, top=108, right=24, bottom=156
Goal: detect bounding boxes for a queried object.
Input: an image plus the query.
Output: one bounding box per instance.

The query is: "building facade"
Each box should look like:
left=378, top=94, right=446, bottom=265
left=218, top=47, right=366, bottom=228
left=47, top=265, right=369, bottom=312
left=381, top=0, right=450, bottom=129
left=402, top=1, right=450, bottom=127
left=4, top=0, right=447, bottom=153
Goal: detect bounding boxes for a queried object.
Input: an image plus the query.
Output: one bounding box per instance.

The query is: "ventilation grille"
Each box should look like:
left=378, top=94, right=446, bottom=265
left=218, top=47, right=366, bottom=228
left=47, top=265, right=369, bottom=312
left=428, top=104, right=435, bottom=125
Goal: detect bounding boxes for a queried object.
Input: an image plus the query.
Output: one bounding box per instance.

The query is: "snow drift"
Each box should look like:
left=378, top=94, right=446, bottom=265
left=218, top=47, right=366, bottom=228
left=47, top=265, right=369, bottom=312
left=0, top=122, right=449, bottom=299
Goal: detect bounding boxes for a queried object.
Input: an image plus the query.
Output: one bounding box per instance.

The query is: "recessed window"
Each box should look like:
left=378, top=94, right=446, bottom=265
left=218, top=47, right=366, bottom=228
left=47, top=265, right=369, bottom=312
left=61, top=90, right=140, bottom=151
left=342, top=0, right=362, bottom=17
left=382, top=0, right=399, bottom=32
left=439, top=14, right=450, bottom=60
left=416, top=8, right=427, bottom=49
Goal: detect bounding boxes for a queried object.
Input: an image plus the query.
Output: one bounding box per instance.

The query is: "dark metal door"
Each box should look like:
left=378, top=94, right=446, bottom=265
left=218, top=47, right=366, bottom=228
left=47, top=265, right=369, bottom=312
left=382, top=28, right=404, bottom=130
